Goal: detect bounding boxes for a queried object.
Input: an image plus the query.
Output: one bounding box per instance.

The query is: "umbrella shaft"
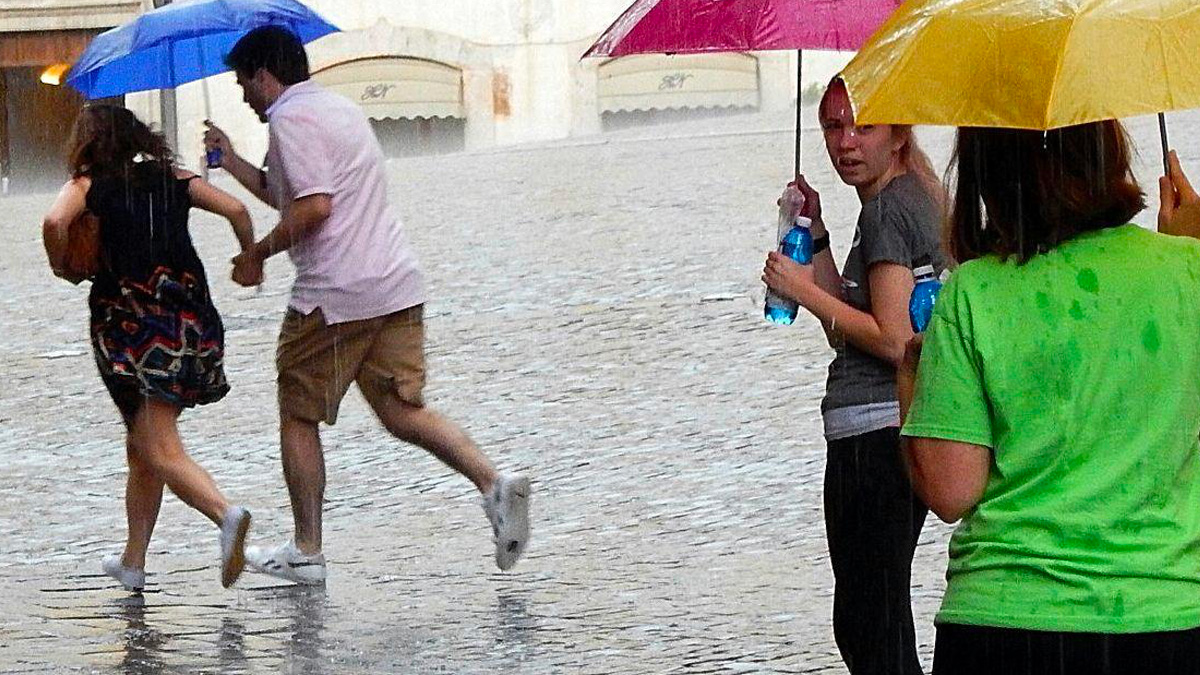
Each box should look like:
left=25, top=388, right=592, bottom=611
left=794, top=50, right=803, bottom=179
left=1160, top=112, right=1170, bottom=176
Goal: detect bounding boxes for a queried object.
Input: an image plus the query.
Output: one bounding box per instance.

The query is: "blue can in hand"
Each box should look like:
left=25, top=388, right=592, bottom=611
left=205, top=147, right=223, bottom=169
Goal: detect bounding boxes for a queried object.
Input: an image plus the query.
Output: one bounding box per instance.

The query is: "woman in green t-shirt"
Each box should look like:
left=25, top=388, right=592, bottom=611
left=901, top=119, right=1200, bottom=673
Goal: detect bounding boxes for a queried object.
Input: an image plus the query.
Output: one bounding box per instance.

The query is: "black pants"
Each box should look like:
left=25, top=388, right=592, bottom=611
left=825, top=427, right=929, bottom=675
left=933, top=624, right=1200, bottom=675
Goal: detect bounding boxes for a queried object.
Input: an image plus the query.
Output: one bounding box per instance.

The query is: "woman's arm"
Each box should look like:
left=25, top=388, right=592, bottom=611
left=775, top=176, right=844, bottom=347
left=896, top=334, right=991, bottom=523
left=764, top=256, right=915, bottom=365
left=1159, top=150, right=1200, bottom=237
left=183, top=171, right=262, bottom=287
left=905, top=438, right=991, bottom=523
left=806, top=217, right=847, bottom=350
left=791, top=176, right=845, bottom=299
left=183, top=171, right=255, bottom=253
left=42, top=177, right=90, bottom=282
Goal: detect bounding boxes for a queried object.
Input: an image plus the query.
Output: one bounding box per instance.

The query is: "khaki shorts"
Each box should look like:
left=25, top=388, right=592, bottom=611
left=276, top=304, right=426, bottom=425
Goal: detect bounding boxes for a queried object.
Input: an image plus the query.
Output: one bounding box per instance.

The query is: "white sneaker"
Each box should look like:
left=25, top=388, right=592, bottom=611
left=219, top=506, right=252, bottom=588
left=102, top=555, right=145, bottom=593
left=482, top=474, right=531, bottom=571
left=244, top=540, right=326, bottom=585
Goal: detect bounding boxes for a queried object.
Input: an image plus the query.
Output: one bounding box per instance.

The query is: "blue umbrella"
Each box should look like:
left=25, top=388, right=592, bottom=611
left=67, top=0, right=339, bottom=100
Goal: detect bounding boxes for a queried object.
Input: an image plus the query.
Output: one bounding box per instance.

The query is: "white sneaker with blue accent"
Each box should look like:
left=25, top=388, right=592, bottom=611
left=244, top=540, right=326, bottom=585
left=482, top=474, right=531, bottom=571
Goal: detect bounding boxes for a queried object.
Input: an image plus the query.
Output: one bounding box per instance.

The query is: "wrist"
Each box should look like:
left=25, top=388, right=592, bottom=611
left=793, top=278, right=822, bottom=309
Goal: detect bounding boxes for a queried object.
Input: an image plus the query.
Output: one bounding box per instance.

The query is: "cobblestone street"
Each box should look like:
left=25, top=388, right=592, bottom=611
left=0, top=109, right=1186, bottom=673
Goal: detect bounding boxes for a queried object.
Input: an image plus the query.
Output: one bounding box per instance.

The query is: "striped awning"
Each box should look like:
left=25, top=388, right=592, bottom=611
left=312, top=56, right=463, bottom=120
left=598, top=52, right=759, bottom=113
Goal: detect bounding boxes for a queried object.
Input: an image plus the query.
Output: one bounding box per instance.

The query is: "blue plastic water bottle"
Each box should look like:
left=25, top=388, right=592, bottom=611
left=764, top=215, right=814, bottom=325
left=206, top=147, right=223, bottom=169
left=909, top=264, right=943, bottom=332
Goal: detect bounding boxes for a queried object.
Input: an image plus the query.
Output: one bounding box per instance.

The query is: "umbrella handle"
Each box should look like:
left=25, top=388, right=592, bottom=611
left=1160, top=112, right=1170, bottom=176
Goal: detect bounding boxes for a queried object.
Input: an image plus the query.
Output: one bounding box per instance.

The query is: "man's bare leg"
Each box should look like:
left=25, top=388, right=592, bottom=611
left=366, top=395, right=497, bottom=494
left=241, top=414, right=327, bottom=586
left=366, top=393, right=529, bottom=570
left=280, top=415, right=325, bottom=555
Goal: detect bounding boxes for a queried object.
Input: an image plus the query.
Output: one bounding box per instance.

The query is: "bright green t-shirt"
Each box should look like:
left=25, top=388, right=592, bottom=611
left=904, top=225, right=1200, bottom=632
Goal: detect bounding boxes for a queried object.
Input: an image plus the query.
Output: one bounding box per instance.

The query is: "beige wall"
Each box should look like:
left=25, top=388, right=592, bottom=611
left=175, top=1, right=826, bottom=164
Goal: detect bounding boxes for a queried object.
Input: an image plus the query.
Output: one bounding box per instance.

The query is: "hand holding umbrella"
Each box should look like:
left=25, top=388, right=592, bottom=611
left=1159, top=151, right=1200, bottom=238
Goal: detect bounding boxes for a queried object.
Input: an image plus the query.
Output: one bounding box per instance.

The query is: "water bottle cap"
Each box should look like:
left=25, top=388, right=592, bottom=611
left=913, top=264, right=936, bottom=279
left=793, top=215, right=812, bottom=228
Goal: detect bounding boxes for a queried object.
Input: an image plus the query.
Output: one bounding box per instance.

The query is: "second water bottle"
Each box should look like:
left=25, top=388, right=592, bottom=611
left=909, top=263, right=943, bottom=333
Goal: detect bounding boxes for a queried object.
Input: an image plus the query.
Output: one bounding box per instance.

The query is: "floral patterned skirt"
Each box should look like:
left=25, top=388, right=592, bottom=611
left=89, top=266, right=229, bottom=419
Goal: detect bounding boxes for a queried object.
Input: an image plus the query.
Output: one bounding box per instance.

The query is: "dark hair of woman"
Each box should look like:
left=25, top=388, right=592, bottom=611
left=67, top=104, right=175, bottom=182
left=946, top=121, right=1146, bottom=264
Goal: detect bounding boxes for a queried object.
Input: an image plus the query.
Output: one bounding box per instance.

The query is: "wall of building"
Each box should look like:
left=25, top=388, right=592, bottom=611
left=172, top=1, right=835, bottom=167
left=0, top=1, right=859, bottom=187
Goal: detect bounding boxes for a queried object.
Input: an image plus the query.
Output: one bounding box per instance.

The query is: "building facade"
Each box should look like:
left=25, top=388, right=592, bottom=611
left=0, top=0, right=141, bottom=189
left=0, top=0, right=853, bottom=190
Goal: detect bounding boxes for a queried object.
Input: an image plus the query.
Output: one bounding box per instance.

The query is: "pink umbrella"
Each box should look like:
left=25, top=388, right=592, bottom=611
left=583, top=0, right=904, bottom=174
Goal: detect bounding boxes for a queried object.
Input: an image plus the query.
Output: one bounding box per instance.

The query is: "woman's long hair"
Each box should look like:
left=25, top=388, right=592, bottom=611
left=946, top=122, right=1145, bottom=264
left=67, top=105, right=175, bottom=181
left=895, top=126, right=944, bottom=209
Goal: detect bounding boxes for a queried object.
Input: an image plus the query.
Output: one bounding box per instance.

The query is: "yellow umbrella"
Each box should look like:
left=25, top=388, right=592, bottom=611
left=842, top=0, right=1200, bottom=141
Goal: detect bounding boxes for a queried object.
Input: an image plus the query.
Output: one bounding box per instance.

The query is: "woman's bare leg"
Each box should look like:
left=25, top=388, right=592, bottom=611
left=120, top=434, right=164, bottom=569
left=129, top=399, right=229, bottom=525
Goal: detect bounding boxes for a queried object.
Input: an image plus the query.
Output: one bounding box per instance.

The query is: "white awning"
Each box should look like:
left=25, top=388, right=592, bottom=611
left=598, top=53, right=760, bottom=114
left=312, top=57, right=464, bottom=120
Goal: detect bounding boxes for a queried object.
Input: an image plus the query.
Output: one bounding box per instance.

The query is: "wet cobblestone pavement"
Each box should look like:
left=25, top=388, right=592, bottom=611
left=0, top=110, right=1186, bottom=673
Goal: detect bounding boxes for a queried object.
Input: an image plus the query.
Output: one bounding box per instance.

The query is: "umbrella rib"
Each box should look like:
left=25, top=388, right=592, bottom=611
left=586, top=0, right=663, bottom=57
left=1042, top=12, right=1078, bottom=130
left=1155, top=13, right=1175, bottom=113
left=846, top=17, right=923, bottom=126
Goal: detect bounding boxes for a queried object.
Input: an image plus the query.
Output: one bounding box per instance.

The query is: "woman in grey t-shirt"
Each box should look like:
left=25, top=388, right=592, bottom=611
left=762, top=77, right=944, bottom=674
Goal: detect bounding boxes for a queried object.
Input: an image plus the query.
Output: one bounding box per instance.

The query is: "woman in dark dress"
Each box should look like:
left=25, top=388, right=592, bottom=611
left=42, top=105, right=260, bottom=591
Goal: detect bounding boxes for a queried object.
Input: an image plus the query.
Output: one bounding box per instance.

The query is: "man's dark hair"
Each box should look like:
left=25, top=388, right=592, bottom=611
left=225, top=26, right=310, bottom=85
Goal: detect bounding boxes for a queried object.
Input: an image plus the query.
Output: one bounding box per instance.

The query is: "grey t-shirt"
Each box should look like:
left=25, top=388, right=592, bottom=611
left=822, top=172, right=945, bottom=417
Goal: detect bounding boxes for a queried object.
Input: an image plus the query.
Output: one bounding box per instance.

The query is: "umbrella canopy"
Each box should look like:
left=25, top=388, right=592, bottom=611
left=584, top=0, right=905, bottom=174
left=841, top=0, right=1200, bottom=130
left=67, top=0, right=338, bottom=100
left=583, top=0, right=902, bottom=57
